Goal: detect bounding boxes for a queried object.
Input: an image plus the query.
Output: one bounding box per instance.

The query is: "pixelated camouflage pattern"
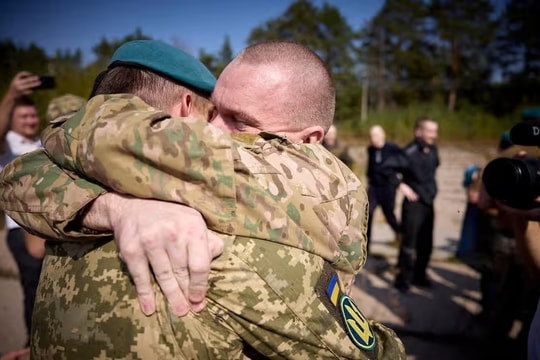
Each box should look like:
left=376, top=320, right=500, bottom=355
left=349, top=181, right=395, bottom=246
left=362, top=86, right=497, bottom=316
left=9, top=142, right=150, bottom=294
left=0, top=94, right=405, bottom=358
left=32, top=235, right=405, bottom=359
left=46, top=94, right=86, bottom=122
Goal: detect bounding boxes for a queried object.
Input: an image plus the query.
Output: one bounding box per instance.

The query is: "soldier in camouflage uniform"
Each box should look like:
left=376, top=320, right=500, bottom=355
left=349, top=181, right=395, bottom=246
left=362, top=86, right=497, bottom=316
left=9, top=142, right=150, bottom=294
left=1, top=40, right=405, bottom=359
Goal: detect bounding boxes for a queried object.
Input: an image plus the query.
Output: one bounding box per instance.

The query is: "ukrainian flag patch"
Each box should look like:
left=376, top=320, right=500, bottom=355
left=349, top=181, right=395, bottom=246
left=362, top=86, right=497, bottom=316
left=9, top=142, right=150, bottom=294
left=326, top=273, right=341, bottom=306
left=326, top=274, right=377, bottom=351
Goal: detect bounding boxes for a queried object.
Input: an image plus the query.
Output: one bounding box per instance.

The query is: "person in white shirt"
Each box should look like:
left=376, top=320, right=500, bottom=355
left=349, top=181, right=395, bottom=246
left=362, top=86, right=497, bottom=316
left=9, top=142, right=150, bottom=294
left=0, top=72, right=45, bottom=346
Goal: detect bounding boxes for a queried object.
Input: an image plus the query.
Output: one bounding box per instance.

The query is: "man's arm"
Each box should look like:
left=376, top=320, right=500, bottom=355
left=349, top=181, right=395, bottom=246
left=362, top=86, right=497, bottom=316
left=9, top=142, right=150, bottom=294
left=497, top=201, right=540, bottom=277
left=512, top=218, right=540, bottom=277
left=0, top=148, right=223, bottom=315
left=0, top=149, right=110, bottom=241
left=83, top=192, right=224, bottom=315
left=42, top=94, right=237, bottom=232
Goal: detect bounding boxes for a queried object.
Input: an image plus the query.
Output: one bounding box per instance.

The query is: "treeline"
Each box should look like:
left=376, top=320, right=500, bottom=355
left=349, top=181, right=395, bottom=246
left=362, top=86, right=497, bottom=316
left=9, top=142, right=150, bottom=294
left=1, top=0, right=538, bottom=142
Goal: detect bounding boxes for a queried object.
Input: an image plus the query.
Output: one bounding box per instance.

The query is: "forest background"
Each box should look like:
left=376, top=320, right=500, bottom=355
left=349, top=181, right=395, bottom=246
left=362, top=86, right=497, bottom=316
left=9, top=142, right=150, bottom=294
left=1, top=0, right=538, bottom=144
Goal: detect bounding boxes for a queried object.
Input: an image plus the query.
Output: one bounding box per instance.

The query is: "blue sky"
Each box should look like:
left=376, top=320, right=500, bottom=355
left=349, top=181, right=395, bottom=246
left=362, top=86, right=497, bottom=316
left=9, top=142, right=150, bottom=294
left=0, top=0, right=383, bottom=64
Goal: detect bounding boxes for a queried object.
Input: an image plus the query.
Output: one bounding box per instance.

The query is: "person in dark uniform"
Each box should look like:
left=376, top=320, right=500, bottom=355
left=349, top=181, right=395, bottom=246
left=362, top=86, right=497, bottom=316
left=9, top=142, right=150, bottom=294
left=366, top=125, right=402, bottom=253
left=394, top=117, right=439, bottom=293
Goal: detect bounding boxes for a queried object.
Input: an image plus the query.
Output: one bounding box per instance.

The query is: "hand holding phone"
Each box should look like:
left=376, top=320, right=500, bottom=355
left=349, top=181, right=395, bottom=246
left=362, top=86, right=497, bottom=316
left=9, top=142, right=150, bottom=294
left=34, top=75, right=56, bottom=90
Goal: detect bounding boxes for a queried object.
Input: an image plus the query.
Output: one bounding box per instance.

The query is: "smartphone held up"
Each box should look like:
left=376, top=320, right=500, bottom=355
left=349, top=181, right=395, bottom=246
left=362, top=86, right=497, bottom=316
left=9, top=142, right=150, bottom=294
left=34, top=75, right=56, bottom=90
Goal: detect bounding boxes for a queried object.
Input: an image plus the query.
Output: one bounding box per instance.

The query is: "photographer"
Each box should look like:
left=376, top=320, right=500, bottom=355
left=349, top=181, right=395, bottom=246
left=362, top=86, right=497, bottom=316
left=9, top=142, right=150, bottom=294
left=482, top=107, right=540, bottom=359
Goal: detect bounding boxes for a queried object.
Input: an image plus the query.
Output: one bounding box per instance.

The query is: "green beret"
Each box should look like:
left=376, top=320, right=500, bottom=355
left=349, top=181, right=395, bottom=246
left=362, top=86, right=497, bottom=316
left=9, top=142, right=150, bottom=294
left=110, top=40, right=216, bottom=94
left=522, top=107, right=540, bottom=121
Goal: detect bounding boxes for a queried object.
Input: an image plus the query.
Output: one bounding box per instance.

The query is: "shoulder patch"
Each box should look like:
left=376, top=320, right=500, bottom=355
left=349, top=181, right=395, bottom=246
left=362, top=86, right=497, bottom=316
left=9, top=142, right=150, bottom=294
left=340, top=294, right=377, bottom=351
left=324, top=273, right=377, bottom=352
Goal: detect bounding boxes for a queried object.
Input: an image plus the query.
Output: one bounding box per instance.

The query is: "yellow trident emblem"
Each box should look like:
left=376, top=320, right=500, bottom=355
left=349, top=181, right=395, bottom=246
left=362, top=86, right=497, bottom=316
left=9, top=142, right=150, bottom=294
left=340, top=295, right=376, bottom=350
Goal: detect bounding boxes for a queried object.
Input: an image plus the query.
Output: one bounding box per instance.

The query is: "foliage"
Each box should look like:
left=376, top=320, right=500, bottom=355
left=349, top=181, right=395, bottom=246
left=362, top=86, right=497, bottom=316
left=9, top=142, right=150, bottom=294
left=492, top=0, right=540, bottom=108
left=91, top=28, right=151, bottom=69
left=339, top=101, right=517, bottom=144
left=199, top=35, right=234, bottom=77
left=0, top=0, right=538, bottom=143
left=0, top=29, right=151, bottom=126
left=361, top=0, right=438, bottom=109
left=430, top=0, right=495, bottom=111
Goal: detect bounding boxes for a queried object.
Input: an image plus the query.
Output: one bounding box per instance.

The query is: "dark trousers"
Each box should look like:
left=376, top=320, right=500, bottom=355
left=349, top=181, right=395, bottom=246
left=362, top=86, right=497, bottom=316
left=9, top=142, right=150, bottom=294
left=7, top=228, right=43, bottom=341
left=367, top=185, right=400, bottom=252
left=395, top=200, right=434, bottom=287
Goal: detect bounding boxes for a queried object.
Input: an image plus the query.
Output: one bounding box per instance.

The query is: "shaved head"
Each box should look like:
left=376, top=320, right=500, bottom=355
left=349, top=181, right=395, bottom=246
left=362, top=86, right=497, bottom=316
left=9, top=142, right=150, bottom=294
left=369, top=125, right=386, bottom=148
left=233, top=41, right=335, bottom=132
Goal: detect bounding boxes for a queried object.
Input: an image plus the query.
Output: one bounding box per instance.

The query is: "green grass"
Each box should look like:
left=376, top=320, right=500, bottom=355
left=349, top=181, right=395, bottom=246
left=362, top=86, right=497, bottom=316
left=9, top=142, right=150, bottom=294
left=338, top=102, right=518, bottom=145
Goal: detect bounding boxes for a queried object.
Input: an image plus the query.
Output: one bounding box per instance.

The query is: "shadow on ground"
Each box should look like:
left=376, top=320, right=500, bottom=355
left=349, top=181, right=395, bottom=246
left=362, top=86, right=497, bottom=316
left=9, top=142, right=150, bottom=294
left=352, top=256, right=528, bottom=360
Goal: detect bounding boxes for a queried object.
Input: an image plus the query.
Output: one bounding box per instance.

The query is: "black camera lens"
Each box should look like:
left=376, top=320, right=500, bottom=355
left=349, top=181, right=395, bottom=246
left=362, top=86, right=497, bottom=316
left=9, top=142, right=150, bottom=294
left=482, top=157, right=540, bottom=209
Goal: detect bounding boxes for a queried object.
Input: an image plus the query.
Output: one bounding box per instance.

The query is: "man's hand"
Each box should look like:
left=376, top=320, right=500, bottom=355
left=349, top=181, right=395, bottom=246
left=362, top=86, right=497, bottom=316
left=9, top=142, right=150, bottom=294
left=496, top=197, right=540, bottom=222
left=8, top=71, right=40, bottom=97
left=83, top=193, right=224, bottom=316
left=399, top=183, right=418, bottom=202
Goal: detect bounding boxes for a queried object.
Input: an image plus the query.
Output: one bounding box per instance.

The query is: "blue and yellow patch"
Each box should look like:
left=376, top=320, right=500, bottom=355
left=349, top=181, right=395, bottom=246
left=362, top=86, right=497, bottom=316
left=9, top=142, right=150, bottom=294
left=327, top=274, right=377, bottom=351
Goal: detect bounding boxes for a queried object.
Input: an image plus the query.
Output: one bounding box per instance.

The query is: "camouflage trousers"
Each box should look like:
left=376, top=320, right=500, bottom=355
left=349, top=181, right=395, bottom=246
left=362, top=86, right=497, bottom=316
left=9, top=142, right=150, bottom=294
left=31, top=236, right=404, bottom=359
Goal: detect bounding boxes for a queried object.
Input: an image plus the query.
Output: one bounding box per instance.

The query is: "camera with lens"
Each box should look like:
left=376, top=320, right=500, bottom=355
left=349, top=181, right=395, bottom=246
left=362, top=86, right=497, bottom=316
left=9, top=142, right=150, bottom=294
left=482, top=156, right=540, bottom=209
left=482, top=109, right=540, bottom=209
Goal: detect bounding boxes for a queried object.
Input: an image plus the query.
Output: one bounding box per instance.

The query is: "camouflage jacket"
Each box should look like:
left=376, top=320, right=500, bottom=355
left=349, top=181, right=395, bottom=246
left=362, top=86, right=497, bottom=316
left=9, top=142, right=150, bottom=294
left=2, top=94, right=368, bottom=289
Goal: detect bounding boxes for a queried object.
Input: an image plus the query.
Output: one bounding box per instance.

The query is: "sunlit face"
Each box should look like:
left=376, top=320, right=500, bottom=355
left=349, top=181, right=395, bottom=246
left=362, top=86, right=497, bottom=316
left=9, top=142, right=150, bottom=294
left=416, top=120, right=438, bottom=145
left=210, top=62, right=305, bottom=142
left=11, top=105, right=39, bottom=139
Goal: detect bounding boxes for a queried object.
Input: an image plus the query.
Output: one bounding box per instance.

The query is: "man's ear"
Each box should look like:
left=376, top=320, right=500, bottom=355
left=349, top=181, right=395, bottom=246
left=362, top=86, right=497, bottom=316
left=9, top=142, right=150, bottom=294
left=171, top=93, right=193, bottom=117
left=297, top=125, right=325, bottom=144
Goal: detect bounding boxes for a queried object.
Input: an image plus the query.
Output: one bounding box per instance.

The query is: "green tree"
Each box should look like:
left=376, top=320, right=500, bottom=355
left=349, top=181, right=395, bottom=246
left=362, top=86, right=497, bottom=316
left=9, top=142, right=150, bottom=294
left=91, top=28, right=152, bottom=69
left=219, top=35, right=234, bottom=67
left=0, top=40, right=55, bottom=122
left=360, top=0, right=438, bottom=109
left=431, top=0, right=495, bottom=111
left=198, top=49, right=218, bottom=76
left=0, top=30, right=154, bottom=125
left=48, top=48, right=90, bottom=99
left=492, top=0, right=540, bottom=111
left=199, top=35, right=234, bottom=77
left=0, top=40, right=49, bottom=95
left=496, top=0, right=540, bottom=80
